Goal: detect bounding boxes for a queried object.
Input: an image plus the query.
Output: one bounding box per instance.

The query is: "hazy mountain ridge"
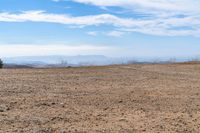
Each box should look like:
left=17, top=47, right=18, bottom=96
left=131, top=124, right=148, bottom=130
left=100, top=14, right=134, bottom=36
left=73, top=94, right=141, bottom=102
left=3, top=55, right=200, bottom=68
left=3, top=55, right=133, bottom=68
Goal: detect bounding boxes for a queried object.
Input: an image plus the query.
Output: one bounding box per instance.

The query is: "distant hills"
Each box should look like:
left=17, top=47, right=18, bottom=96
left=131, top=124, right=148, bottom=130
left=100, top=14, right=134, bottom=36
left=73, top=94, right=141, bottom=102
left=3, top=55, right=134, bottom=68
left=2, top=55, right=200, bottom=68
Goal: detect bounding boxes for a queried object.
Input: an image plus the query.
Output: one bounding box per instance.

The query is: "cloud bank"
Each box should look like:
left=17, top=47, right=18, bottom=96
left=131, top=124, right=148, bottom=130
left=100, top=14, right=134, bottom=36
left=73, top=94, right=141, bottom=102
left=0, top=44, right=110, bottom=57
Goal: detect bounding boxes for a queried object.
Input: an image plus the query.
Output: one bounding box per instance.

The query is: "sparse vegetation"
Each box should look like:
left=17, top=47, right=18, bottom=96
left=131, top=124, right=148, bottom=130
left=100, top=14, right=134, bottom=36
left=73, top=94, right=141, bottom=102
left=60, top=60, right=68, bottom=67
left=0, top=59, right=3, bottom=68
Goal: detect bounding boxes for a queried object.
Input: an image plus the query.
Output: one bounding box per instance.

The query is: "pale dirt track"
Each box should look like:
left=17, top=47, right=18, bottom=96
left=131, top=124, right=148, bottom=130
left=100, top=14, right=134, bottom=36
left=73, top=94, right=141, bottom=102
left=0, top=64, right=200, bottom=133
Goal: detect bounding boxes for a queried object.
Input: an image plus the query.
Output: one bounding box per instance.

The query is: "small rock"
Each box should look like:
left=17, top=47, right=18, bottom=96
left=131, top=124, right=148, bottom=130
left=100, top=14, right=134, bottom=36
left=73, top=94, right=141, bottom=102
left=0, top=105, right=10, bottom=112
left=118, top=100, right=123, bottom=103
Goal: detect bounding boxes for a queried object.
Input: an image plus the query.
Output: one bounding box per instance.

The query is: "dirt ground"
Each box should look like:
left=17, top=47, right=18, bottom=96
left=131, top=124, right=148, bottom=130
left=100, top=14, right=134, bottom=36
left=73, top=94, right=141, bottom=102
left=0, top=63, right=200, bottom=133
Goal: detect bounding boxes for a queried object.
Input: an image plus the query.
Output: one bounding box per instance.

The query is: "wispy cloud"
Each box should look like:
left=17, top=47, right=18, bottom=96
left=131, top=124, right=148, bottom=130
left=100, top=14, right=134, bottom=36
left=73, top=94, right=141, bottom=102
left=86, top=30, right=125, bottom=37
left=0, top=11, right=131, bottom=26
left=70, top=0, right=200, bottom=15
left=86, top=31, right=98, bottom=36
left=0, top=9, right=200, bottom=37
left=106, top=31, right=125, bottom=37
left=69, top=0, right=200, bottom=37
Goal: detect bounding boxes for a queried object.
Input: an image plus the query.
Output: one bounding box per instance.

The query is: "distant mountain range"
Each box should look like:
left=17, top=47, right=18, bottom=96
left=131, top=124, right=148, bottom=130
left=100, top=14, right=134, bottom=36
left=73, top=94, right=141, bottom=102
left=3, top=55, right=136, bottom=68
left=3, top=55, right=200, bottom=68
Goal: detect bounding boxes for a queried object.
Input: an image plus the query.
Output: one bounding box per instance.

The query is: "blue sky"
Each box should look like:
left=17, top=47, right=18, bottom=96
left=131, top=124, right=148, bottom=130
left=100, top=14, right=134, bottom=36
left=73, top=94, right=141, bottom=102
left=0, top=0, right=200, bottom=59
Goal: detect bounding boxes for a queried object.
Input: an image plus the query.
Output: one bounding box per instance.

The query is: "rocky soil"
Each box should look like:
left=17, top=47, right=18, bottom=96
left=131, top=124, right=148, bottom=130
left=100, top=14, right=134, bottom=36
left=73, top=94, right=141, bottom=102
left=0, top=63, right=200, bottom=132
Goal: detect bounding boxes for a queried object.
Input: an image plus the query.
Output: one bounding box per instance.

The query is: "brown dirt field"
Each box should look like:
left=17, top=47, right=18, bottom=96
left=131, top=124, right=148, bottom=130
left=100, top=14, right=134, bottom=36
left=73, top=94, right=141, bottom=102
left=0, top=64, right=200, bottom=133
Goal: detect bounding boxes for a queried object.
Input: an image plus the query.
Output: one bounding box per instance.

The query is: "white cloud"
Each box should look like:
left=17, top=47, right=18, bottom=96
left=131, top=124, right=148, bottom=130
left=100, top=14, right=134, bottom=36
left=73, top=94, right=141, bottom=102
left=71, top=0, right=200, bottom=15
left=0, top=10, right=200, bottom=37
left=0, top=11, right=133, bottom=27
left=0, top=44, right=110, bottom=57
left=86, top=31, right=98, bottom=36
left=69, top=0, right=200, bottom=37
left=86, top=30, right=126, bottom=37
left=106, top=31, right=125, bottom=37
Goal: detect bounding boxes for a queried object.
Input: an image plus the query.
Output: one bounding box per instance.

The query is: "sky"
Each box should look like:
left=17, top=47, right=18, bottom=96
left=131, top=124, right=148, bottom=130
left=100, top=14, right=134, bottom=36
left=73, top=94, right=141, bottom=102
left=0, top=0, right=200, bottom=59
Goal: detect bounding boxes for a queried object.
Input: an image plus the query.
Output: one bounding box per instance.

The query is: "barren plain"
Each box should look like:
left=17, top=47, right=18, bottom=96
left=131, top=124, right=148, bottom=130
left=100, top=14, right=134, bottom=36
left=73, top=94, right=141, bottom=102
left=0, top=63, right=200, bottom=133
